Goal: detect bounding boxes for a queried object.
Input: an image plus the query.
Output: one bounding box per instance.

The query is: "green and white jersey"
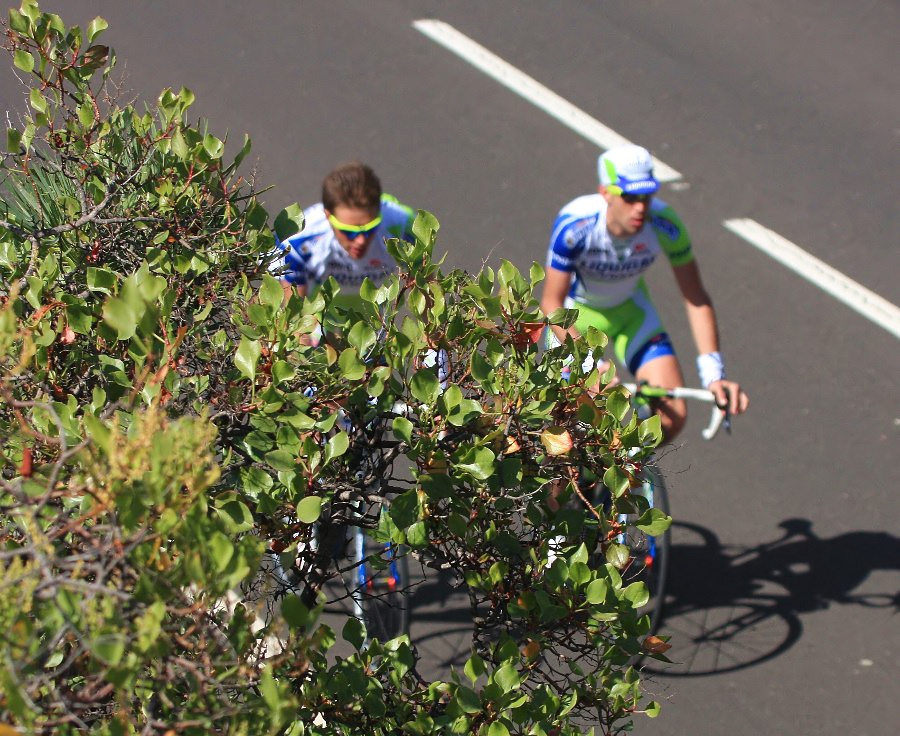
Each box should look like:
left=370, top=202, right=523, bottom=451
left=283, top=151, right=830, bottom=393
left=546, top=194, right=694, bottom=309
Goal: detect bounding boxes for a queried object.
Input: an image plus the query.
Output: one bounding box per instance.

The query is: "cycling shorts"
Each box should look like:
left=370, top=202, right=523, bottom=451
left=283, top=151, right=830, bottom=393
left=568, top=280, right=676, bottom=375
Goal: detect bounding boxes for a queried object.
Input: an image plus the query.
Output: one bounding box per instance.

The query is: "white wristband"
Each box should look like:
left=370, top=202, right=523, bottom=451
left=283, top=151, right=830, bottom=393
left=697, top=351, right=726, bottom=389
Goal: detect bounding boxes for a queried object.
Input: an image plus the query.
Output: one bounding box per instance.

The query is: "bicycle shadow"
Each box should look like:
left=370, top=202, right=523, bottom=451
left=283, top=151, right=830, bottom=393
left=646, top=518, right=900, bottom=677
left=407, top=566, right=474, bottom=674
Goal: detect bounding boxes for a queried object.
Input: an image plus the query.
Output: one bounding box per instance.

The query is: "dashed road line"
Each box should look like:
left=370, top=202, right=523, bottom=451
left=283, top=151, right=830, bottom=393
left=724, top=219, right=900, bottom=339
left=413, top=19, right=682, bottom=182
left=415, top=19, right=900, bottom=340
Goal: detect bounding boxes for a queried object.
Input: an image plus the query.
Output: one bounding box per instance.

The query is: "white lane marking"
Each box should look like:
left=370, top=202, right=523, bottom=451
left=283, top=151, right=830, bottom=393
left=413, top=19, right=682, bottom=182
left=415, top=18, right=900, bottom=341
left=724, top=218, right=900, bottom=339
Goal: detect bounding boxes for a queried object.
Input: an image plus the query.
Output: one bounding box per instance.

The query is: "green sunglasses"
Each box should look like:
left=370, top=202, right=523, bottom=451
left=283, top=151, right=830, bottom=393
left=327, top=212, right=383, bottom=238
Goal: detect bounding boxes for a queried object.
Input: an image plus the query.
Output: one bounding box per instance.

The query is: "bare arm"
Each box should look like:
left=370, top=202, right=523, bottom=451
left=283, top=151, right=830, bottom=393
left=672, top=260, right=749, bottom=415
left=672, top=260, right=719, bottom=355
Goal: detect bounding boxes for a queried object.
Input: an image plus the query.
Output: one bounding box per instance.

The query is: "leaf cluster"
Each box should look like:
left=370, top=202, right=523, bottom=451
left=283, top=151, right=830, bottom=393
left=1, top=3, right=670, bottom=734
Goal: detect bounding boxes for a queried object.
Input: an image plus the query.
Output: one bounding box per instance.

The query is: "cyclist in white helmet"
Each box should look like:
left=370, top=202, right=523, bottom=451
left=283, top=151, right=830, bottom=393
left=541, top=144, right=749, bottom=440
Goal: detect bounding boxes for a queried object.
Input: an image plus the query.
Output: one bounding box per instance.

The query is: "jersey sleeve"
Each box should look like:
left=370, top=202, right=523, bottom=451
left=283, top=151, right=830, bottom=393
left=546, top=211, right=592, bottom=272
left=269, top=233, right=311, bottom=286
left=381, top=194, right=416, bottom=241
left=650, top=204, right=694, bottom=266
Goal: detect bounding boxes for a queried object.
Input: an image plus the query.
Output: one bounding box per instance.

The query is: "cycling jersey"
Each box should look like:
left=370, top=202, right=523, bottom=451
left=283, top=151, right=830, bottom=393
left=270, top=194, right=415, bottom=291
left=546, top=194, right=693, bottom=309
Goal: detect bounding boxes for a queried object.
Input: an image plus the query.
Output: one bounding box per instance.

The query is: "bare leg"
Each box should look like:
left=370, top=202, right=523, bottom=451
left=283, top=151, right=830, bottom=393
left=634, top=354, right=688, bottom=442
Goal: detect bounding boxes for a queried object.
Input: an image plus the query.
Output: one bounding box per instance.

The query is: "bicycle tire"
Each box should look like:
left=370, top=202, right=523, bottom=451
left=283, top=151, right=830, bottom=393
left=622, top=465, right=670, bottom=635
left=343, top=530, right=410, bottom=643
left=643, top=521, right=803, bottom=676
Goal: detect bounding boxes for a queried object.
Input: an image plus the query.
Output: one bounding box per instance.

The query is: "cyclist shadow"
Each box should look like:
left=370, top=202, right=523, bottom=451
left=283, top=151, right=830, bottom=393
left=647, top=517, right=900, bottom=677
left=406, top=566, right=475, bottom=676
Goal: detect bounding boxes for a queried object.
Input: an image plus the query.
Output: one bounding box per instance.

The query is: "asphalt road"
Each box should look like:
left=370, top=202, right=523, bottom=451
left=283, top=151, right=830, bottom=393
left=3, top=2, right=898, bottom=734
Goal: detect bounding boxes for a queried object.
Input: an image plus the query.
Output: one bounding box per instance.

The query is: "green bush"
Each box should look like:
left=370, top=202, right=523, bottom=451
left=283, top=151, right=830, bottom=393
left=0, top=3, right=670, bottom=734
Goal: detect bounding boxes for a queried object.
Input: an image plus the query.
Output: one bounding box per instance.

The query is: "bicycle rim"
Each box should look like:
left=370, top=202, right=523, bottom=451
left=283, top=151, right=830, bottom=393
left=345, top=531, right=410, bottom=643
left=623, top=467, right=670, bottom=635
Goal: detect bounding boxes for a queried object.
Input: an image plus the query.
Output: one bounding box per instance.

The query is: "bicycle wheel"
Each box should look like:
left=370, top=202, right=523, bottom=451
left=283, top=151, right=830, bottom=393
left=343, top=527, right=410, bottom=643
left=621, top=466, right=670, bottom=635
left=645, top=596, right=801, bottom=676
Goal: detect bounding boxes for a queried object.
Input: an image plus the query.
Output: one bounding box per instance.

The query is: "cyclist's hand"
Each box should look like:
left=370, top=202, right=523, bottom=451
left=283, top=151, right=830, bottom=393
left=709, top=379, right=749, bottom=416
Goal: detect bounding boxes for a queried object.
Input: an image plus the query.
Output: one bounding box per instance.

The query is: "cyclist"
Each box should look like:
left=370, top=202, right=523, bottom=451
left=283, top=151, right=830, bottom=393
left=270, top=161, right=415, bottom=302
left=270, top=160, right=448, bottom=378
left=540, top=144, right=749, bottom=441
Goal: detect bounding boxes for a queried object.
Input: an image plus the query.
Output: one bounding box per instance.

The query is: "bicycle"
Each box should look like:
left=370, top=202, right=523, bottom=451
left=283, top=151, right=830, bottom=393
left=238, top=403, right=414, bottom=652
left=340, top=497, right=411, bottom=643
left=604, top=382, right=731, bottom=636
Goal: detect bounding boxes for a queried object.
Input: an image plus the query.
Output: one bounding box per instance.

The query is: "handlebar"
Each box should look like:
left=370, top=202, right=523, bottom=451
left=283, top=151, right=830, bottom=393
left=621, top=382, right=731, bottom=440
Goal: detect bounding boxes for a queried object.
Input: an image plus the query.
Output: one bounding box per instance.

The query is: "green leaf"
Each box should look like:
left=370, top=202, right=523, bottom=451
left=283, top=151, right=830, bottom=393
left=347, top=321, right=376, bottom=356
left=622, top=581, right=649, bottom=608
left=8, top=9, right=28, bottom=34
left=492, top=661, right=520, bottom=692
left=6, top=127, right=22, bottom=152
left=297, top=495, right=322, bottom=524
left=605, top=543, right=630, bottom=569
left=410, top=368, right=440, bottom=404
left=343, top=615, right=366, bottom=649
left=77, top=101, right=94, bottom=128
left=170, top=128, right=189, bottom=159
left=411, top=210, right=440, bottom=247
left=216, top=500, right=254, bottom=533
left=281, top=595, right=310, bottom=629
left=274, top=203, right=304, bottom=241
left=338, top=347, right=365, bottom=381
left=464, top=653, right=485, bottom=683
left=392, top=416, right=414, bottom=443
left=546, top=307, right=577, bottom=330
left=488, top=561, right=508, bottom=586
left=87, top=16, right=108, bottom=42
left=102, top=297, right=138, bottom=340
left=418, top=472, right=454, bottom=500
left=240, top=466, right=274, bottom=496
left=90, top=633, right=126, bottom=665
left=359, top=277, right=377, bottom=303
left=635, top=506, right=672, bottom=536
left=585, top=578, right=608, bottom=604
left=568, top=561, right=591, bottom=586
left=86, top=267, right=117, bottom=294
left=209, top=531, right=234, bottom=572
left=264, top=449, right=295, bottom=471
left=324, top=431, right=349, bottom=464
left=259, top=273, right=284, bottom=309
left=203, top=133, right=224, bottom=159
left=454, top=446, right=496, bottom=481
left=13, top=49, right=33, bottom=73
left=232, top=133, right=252, bottom=169
left=487, top=721, right=510, bottom=736
left=258, top=667, right=281, bottom=712
left=606, top=388, right=630, bottom=422
left=470, top=351, right=493, bottom=385
left=455, top=686, right=482, bottom=714
left=639, top=413, right=662, bottom=446
left=602, top=465, right=630, bottom=498
left=406, top=520, right=428, bottom=548
left=234, top=336, right=261, bottom=380
left=271, top=360, right=294, bottom=384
